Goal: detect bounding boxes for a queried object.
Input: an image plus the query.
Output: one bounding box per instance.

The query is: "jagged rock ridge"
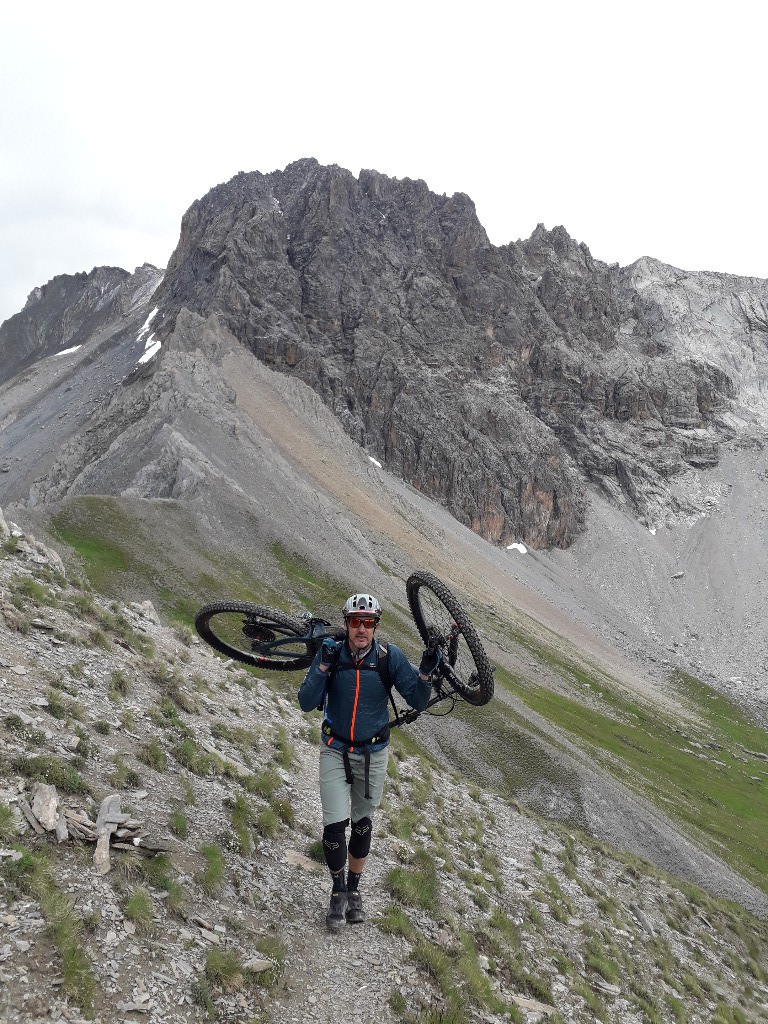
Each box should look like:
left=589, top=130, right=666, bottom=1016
left=151, top=159, right=768, bottom=544
left=2, top=160, right=767, bottom=549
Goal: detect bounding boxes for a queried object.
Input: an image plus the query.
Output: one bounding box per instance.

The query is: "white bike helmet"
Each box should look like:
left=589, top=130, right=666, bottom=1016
left=343, top=593, right=382, bottom=620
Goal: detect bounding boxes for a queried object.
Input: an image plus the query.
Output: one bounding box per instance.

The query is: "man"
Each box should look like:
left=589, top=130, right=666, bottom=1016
left=297, top=592, right=441, bottom=931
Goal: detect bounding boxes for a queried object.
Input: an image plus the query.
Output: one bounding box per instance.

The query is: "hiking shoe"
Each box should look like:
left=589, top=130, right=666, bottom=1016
left=345, top=890, right=365, bottom=924
left=326, top=891, right=347, bottom=932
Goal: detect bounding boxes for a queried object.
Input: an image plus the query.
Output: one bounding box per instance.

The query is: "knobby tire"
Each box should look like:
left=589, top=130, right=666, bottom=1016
left=406, top=571, right=494, bottom=706
left=194, top=601, right=314, bottom=670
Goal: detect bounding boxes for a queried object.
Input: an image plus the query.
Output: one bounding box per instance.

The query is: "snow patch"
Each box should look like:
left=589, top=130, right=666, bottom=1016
left=138, top=333, right=161, bottom=364
left=506, top=542, right=528, bottom=554
left=648, top=527, right=657, bottom=535
left=54, top=345, right=82, bottom=357
left=136, top=307, right=159, bottom=345
left=135, top=308, right=162, bottom=365
left=368, top=456, right=383, bottom=469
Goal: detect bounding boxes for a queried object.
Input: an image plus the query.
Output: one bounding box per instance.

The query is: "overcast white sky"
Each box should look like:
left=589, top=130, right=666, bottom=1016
left=2, top=0, right=766, bottom=326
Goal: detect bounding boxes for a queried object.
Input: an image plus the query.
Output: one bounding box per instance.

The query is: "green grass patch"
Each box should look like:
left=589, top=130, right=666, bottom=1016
left=129, top=854, right=186, bottom=915
left=495, top=657, right=768, bottom=893
left=137, top=739, right=168, bottom=773
left=0, top=802, right=17, bottom=842
left=49, top=495, right=285, bottom=625
left=197, top=844, right=225, bottom=895
left=169, top=807, right=189, bottom=839
left=9, top=754, right=90, bottom=795
left=378, top=903, right=417, bottom=939
left=227, top=794, right=254, bottom=854
left=204, top=947, right=244, bottom=989
left=1, top=846, right=97, bottom=1015
left=269, top=541, right=350, bottom=618
left=252, top=934, right=285, bottom=989
left=172, top=738, right=219, bottom=776
left=385, top=846, right=439, bottom=912
left=123, top=887, right=155, bottom=933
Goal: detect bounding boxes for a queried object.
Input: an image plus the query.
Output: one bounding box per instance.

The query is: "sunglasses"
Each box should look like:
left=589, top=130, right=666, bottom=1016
left=346, top=616, right=378, bottom=629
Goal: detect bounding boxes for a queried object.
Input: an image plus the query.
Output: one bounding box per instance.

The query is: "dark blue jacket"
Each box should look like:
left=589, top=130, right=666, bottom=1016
left=297, top=640, right=431, bottom=752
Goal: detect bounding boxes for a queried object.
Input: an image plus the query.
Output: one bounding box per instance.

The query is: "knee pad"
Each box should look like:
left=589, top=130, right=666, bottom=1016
left=322, top=819, right=348, bottom=873
left=348, top=816, right=373, bottom=860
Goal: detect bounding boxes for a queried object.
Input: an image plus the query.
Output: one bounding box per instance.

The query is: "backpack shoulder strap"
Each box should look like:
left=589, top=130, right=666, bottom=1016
left=376, top=642, right=396, bottom=712
left=319, top=643, right=394, bottom=714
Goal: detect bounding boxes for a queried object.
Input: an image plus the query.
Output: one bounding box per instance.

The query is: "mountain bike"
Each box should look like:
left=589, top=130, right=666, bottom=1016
left=194, top=570, right=494, bottom=725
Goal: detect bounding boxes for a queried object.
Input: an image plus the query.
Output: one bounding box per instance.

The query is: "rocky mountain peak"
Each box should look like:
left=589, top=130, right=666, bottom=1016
left=0, top=264, right=163, bottom=389
left=3, top=159, right=768, bottom=550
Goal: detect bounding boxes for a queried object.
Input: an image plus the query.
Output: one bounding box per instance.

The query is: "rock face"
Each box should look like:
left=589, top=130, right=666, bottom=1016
left=155, top=160, right=582, bottom=548
left=2, top=159, right=768, bottom=549
left=150, top=159, right=768, bottom=543
left=0, top=263, right=161, bottom=388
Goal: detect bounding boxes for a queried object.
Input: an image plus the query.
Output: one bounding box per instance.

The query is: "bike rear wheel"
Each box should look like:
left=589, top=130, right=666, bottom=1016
left=406, top=571, right=494, bottom=706
left=194, top=602, right=313, bottom=670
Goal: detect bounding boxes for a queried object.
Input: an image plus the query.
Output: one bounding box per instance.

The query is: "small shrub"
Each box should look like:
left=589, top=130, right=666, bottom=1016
left=197, top=844, right=225, bottom=895
left=378, top=904, right=416, bottom=939
left=273, top=799, right=295, bottom=827
left=0, top=802, right=17, bottom=842
left=137, top=739, right=167, bottom=773
left=169, top=808, right=189, bottom=839
left=89, top=628, right=112, bottom=651
left=191, top=975, right=216, bottom=1019
left=73, top=726, right=90, bottom=759
left=252, top=935, right=285, bottom=989
left=123, top=887, right=154, bottom=933
left=256, top=807, right=278, bottom=839
left=11, top=755, right=90, bottom=795
left=93, top=720, right=111, bottom=735
left=585, top=934, right=621, bottom=985
left=385, top=846, right=438, bottom=912
left=306, top=838, right=325, bottom=863
left=109, top=755, right=141, bottom=790
left=227, top=795, right=253, bottom=855
left=110, top=669, right=131, bottom=697
left=3, top=715, right=46, bottom=746
left=1, top=846, right=97, bottom=1013
left=251, top=767, right=281, bottom=799
left=173, top=739, right=217, bottom=776
left=45, top=688, right=67, bottom=720
left=205, top=947, right=244, bottom=988
left=12, top=576, right=51, bottom=606
left=274, top=726, right=293, bottom=769
left=175, top=624, right=195, bottom=647
left=151, top=661, right=197, bottom=712
left=133, top=854, right=186, bottom=915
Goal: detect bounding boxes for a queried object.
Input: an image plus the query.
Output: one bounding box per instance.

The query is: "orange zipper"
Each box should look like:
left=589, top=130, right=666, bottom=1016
left=349, top=662, right=362, bottom=752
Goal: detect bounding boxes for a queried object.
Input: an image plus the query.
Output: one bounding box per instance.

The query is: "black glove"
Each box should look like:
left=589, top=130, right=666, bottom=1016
left=419, top=646, right=443, bottom=677
left=320, top=638, right=341, bottom=667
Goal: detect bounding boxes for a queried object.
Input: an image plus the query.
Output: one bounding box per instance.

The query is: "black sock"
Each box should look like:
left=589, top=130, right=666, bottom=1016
left=347, top=870, right=362, bottom=892
left=331, top=869, right=347, bottom=893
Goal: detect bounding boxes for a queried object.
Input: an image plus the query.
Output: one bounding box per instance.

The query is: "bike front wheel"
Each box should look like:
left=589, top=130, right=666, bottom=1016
left=194, top=602, right=313, bottom=670
left=406, top=571, right=494, bottom=706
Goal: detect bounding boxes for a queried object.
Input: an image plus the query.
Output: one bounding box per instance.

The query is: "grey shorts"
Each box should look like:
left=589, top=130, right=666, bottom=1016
left=319, top=745, right=389, bottom=826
